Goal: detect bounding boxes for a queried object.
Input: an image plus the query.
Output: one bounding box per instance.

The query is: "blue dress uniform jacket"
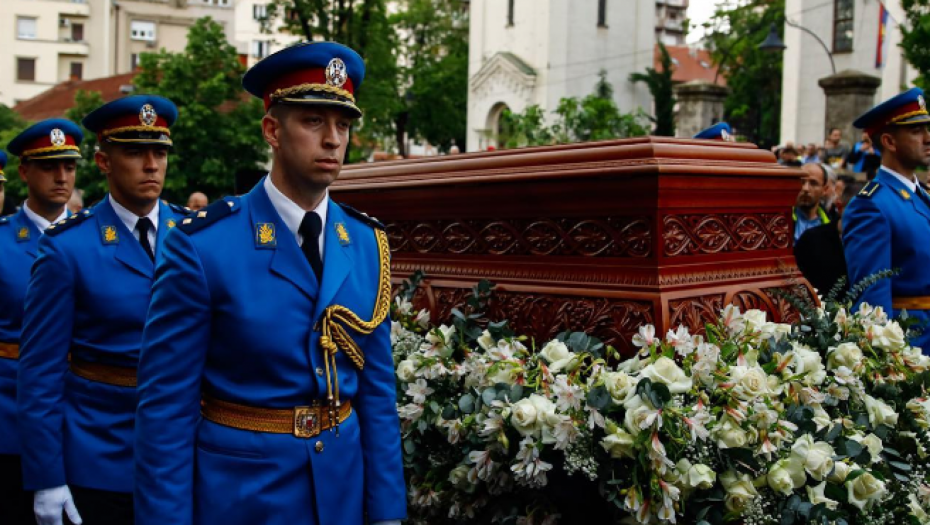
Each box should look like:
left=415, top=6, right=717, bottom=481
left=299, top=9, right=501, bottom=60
left=0, top=209, right=43, bottom=454
left=17, top=198, right=185, bottom=491
left=843, top=168, right=930, bottom=350
left=134, top=182, right=406, bottom=525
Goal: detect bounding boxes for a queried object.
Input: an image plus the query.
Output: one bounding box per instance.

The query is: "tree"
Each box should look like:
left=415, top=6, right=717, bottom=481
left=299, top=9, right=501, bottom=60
left=629, top=44, right=676, bottom=136
left=498, top=75, right=651, bottom=149
left=901, top=0, right=930, bottom=90
left=0, top=105, right=29, bottom=204
left=704, top=0, right=784, bottom=149
left=65, top=90, right=106, bottom=203
left=134, top=17, right=268, bottom=202
left=263, top=0, right=403, bottom=157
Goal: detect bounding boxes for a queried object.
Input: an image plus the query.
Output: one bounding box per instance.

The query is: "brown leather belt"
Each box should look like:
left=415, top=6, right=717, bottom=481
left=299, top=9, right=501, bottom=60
left=892, top=296, right=930, bottom=310
left=201, top=395, right=352, bottom=438
left=0, top=343, right=19, bottom=360
left=70, top=359, right=138, bottom=387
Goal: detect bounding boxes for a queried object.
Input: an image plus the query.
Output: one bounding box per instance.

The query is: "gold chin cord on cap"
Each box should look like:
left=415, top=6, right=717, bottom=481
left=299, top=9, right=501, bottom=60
left=318, top=228, right=391, bottom=436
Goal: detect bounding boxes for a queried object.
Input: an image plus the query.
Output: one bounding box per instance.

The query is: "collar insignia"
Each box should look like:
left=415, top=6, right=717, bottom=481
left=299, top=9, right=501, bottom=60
left=50, top=128, right=66, bottom=147
left=140, top=104, right=158, bottom=127
left=335, top=222, right=350, bottom=246
left=900, top=188, right=911, bottom=200
left=325, top=58, right=348, bottom=88
left=255, top=222, right=276, bottom=248
left=167, top=219, right=176, bottom=229
left=16, top=226, right=30, bottom=241
left=101, top=225, right=119, bottom=244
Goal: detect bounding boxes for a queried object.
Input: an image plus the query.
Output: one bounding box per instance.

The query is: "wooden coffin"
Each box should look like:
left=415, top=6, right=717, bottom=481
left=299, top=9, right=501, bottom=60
left=332, top=137, right=812, bottom=355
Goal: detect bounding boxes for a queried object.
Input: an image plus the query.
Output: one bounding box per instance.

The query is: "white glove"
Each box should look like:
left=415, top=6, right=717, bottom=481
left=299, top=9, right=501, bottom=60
left=34, top=485, right=82, bottom=525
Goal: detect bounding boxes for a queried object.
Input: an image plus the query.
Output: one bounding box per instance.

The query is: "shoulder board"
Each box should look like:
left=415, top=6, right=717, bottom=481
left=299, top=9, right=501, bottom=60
left=858, top=180, right=881, bottom=199
left=0, top=217, right=9, bottom=225
left=46, top=209, right=94, bottom=237
left=177, top=197, right=240, bottom=234
left=338, top=202, right=385, bottom=230
left=167, top=202, right=193, bottom=216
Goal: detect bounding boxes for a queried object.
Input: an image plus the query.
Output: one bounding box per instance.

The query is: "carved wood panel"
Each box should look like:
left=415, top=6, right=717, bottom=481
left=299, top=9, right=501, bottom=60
left=663, top=213, right=790, bottom=256
left=385, top=216, right=652, bottom=258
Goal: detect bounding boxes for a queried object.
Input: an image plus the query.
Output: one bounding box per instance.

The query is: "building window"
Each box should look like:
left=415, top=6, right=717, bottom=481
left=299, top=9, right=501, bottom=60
left=507, top=0, right=514, bottom=26
left=70, top=62, right=83, bottom=80
left=252, top=40, right=270, bottom=59
left=17, top=17, right=37, bottom=39
left=72, top=23, right=84, bottom=42
left=833, top=0, right=853, bottom=53
left=253, top=3, right=267, bottom=20
left=17, top=58, right=36, bottom=81
left=131, top=53, right=139, bottom=70
left=598, top=0, right=607, bottom=27
left=130, top=20, right=156, bottom=41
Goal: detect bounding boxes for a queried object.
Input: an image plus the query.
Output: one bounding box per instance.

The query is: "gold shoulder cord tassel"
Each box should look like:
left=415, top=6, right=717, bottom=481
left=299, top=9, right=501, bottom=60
left=319, top=228, right=391, bottom=436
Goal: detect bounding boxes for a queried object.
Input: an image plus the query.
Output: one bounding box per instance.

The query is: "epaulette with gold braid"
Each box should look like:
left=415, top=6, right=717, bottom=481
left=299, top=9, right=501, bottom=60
left=177, top=197, right=240, bottom=234
left=858, top=180, right=881, bottom=199
left=45, top=209, right=94, bottom=237
left=167, top=202, right=192, bottom=216
left=338, top=202, right=384, bottom=230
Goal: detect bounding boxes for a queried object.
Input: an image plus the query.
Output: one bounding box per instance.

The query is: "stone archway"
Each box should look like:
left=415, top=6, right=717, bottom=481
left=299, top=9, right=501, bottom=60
left=485, top=102, right=510, bottom=149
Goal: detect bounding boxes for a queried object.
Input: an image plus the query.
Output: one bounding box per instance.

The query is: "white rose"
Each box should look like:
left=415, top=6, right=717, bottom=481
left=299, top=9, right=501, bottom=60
left=811, top=407, right=832, bottom=432
left=863, top=394, right=899, bottom=428
left=487, top=365, right=517, bottom=386
left=743, top=309, right=768, bottom=332
left=767, top=457, right=807, bottom=496
left=600, top=428, right=636, bottom=458
left=790, top=344, right=826, bottom=386
left=623, top=396, right=654, bottom=437
left=715, top=416, right=750, bottom=449
left=908, top=494, right=930, bottom=523
left=538, top=340, right=578, bottom=373
left=604, top=371, right=635, bottom=404
left=791, top=435, right=835, bottom=481
left=639, top=356, right=692, bottom=395
left=806, top=481, right=839, bottom=510
left=829, top=461, right=851, bottom=483
left=874, top=322, right=907, bottom=351
left=846, top=472, right=887, bottom=511
left=720, top=471, right=758, bottom=512
left=728, top=365, right=770, bottom=401
left=477, top=330, right=495, bottom=351
left=760, top=322, right=792, bottom=342
left=511, top=394, right=555, bottom=437
left=828, top=342, right=864, bottom=370
left=396, top=359, right=418, bottom=383
left=683, top=462, right=716, bottom=490
left=860, top=433, right=884, bottom=462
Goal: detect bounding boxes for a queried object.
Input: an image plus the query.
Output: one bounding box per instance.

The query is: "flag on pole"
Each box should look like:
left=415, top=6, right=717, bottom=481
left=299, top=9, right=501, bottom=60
left=876, top=3, right=889, bottom=68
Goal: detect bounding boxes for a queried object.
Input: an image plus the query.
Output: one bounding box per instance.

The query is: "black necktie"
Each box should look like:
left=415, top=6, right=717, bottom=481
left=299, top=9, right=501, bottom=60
left=299, top=212, right=324, bottom=282
left=136, top=217, right=155, bottom=261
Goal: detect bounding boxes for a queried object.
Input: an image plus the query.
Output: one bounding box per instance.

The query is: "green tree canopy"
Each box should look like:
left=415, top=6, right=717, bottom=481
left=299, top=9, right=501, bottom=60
left=901, top=0, right=930, bottom=90
left=0, top=105, right=29, bottom=205
left=498, top=73, right=651, bottom=149
left=65, top=90, right=106, bottom=203
left=629, top=43, right=676, bottom=137
left=704, top=0, right=784, bottom=149
left=134, top=17, right=268, bottom=202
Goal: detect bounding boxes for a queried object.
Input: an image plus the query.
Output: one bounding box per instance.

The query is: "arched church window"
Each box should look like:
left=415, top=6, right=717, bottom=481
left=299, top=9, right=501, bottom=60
left=598, top=0, right=607, bottom=27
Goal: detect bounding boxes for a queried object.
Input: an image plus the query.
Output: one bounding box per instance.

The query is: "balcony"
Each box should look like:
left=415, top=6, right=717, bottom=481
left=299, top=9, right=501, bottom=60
left=56, top=1, right=90, bottom=17
left=56, top=39, right=90, bottom=56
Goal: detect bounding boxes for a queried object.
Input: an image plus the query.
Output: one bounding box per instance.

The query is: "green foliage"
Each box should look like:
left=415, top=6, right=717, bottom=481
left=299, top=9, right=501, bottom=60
left=901, top=0, right=930, bottom=90
left=133, top=17, right=268, bottom=202
left=0, top=105, right=30, bottom=204
left=704, top=0, right=784, bottom=149
left=629, top=43, right=676, bottom=136
left=65, top=90, right=106, bottom=203
left=498, top=73, right=651, bottom=149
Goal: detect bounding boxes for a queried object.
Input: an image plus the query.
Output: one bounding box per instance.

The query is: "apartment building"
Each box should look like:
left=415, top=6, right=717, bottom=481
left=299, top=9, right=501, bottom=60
left=233, top=0, right=300, bottom=68
left=1, top=0, right=234, bottom=108
left=656, top=0, right=688, bottom=46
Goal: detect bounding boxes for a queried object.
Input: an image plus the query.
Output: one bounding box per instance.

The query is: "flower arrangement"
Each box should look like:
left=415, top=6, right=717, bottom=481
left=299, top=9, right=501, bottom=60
left=393, top=273, right=930, bottom=524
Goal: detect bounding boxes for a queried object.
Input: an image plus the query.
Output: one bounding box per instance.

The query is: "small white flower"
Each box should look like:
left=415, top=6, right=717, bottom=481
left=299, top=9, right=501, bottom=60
left=666, top=325, right=695, bottom=357
left=406, top=378, right=434, bottom=404
left=551, top=375, right=583, bottom=412
left=632, top=325, right=657, bottom=348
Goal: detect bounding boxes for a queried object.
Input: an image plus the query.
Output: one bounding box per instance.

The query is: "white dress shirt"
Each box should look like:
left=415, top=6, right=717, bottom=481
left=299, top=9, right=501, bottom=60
left=263, top=175, right=328, bottom=257
left=109, top=195, right=159, bottom=249
left=882, top=165, right=919, bottom=193
left=22, top=201, right=68, bottom=232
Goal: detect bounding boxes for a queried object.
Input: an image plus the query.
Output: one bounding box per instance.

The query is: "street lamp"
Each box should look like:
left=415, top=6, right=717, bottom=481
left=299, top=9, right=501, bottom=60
left=759, top=21, right=836, bottom=75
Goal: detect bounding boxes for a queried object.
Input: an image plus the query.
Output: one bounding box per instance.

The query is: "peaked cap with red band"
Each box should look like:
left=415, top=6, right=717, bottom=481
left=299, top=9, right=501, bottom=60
left=83, top=95, right=178, bottom=146
left=854, top=87, right=930, bottom=136
left=6, top=118, right=84, bottom=161
left=242, top=41, right=366, bottom=118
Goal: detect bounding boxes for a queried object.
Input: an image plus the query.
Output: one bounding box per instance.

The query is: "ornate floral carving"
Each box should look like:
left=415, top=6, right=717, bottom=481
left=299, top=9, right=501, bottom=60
left=669, top=295, right=724, bottom=337
left=663, top=213, right=790, bottom=256
left=385, top=216, right=652, bottom=258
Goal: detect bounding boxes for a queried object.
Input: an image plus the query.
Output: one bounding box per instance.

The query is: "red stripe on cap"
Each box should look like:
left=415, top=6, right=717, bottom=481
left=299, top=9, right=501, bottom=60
left=22, top=133, right=78, bottom=153
left=102, top=113, right=169, bottom=132
left=262, top=68, right=355, bottom=110
left=865, top=100, right=926, bottom=135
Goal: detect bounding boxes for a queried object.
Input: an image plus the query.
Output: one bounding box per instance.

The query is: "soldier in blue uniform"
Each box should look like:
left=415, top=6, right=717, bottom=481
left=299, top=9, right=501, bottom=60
left=134, top=42, right=406, bottom=525
left=843, top=87, right=930, bottom=351
left=1, top=120, right=81, bottom=525
left=17, top=95, right=187, bottom=525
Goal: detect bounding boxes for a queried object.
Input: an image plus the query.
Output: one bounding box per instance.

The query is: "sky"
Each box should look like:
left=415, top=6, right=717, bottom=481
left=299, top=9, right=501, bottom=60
left=687, top=0, right=726, bottom=44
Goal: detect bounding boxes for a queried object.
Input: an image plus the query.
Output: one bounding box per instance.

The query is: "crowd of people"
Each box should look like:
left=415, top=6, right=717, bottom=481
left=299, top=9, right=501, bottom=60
left=775, top=127, right=884, bottom=180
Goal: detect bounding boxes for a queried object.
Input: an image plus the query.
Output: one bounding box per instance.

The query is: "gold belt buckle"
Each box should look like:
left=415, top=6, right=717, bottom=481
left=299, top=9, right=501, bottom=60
left=294, top=407, right=319, bottom=438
